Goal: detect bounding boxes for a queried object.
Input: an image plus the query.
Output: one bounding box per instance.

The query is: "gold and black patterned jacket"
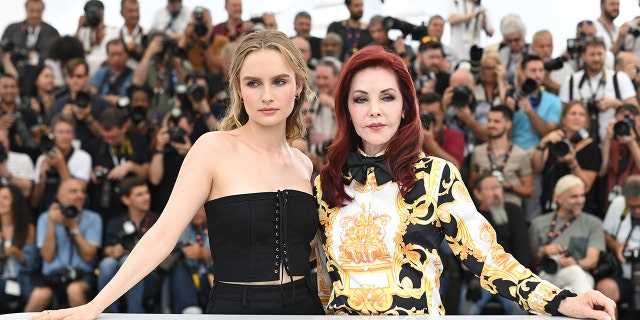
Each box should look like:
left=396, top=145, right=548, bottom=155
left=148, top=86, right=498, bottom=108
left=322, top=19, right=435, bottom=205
left=314, top=153, right=569, bottom=315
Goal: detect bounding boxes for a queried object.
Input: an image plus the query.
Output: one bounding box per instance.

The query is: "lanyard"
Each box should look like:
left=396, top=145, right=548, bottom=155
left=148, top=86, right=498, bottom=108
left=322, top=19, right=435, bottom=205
left=487, top=143, right=513, bottom=172
left=597, top=18, right=615, bottom=45
left=546, top=213, right=577, bottom=244
left=578, top=71, right=606, bottom=101
left=25, top=24, right=41, bottom=49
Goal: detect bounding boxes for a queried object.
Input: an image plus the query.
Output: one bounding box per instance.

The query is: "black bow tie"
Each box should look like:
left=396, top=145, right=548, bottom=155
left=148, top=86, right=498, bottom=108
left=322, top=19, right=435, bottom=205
left=346, top=152, right=392, bottom=185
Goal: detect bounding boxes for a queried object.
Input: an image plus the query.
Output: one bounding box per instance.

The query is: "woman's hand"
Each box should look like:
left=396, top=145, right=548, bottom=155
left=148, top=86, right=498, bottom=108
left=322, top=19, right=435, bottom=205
left=28, top=303, right=102, bottom=320
left=558, top=290, right=616, bottom=320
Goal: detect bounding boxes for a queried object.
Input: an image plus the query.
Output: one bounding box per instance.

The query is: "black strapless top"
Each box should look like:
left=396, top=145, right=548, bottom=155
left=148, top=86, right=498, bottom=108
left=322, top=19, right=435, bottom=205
left=204, top=189, right=319, bottom=282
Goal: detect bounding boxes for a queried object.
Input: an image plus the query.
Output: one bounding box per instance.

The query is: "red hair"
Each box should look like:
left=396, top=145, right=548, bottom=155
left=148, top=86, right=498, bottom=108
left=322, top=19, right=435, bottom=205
left=319, top=46, right=423, bottom=207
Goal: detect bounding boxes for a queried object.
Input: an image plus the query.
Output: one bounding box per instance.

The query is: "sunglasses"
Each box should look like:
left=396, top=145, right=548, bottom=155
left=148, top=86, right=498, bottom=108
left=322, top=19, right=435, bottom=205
left=577, top=20, right=594, bottom=28
left=420, top=36, right=439, bottom=44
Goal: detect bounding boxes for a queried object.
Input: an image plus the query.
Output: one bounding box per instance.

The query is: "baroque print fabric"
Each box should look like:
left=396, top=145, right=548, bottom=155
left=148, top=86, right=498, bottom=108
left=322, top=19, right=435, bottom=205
left=315, top=153, right=566, bottom=315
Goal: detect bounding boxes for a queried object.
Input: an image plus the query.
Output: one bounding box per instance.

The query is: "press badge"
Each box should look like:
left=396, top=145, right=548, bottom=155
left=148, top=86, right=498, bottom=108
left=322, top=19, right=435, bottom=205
left=4, top=279, right=21, bottom=297
left=27, top=51, right=40, bottom=66
left=609, top=185, right=622, bottom=202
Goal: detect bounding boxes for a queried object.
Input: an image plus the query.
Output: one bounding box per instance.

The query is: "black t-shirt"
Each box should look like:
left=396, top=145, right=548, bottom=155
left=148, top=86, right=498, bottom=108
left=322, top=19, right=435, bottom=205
left=86, top=131, right=151, bottom=220
left=1, top=105, right=39, bottom=154
left=150, top=147, right=185, bottom=213
left=49, top=93, right=110, bottom=149
left=541, top=140, right=602, bottom=214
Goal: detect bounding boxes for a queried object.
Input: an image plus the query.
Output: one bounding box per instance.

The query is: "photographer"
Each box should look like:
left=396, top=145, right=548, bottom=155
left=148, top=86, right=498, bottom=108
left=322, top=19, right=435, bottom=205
left=87, top=108, right=150, bottom=221
left=529, top=174, right=605, bottom=295
left=150, top=0, right=192, bottom=39
left=511, top=55, right=562, bottom=152
left=475, top=51, right=507, bottom=106
left=599, top=105, right=640, bottom=206
left=48, top=58, right=109, bottom=148
left=166, top=206, right=212, bottom=314
left=533, top=101, right=601, bottom=214
left=598, top=175, right=640, bottom=311
left=447, top=0, right=494, bottom=61
left=361, top=15, right=414, bottom=68
left=613, top=13, right=640, bottom=58
left=120, top=85, right=155, bottom=145
left=149, top=109, right=192, bottom=213
left=530, top=30, right=574, bottom=95
left=118, top=0, right=144, bottom=68
left=419, top=92, right=464, bottom=169
left=31, top=114, right=92, bottom=214
left=0, top=184, right=37, bottom=313
left=24, top=179, right=102, bottom=312
left=74, top=0, right=118, bottom=77
left=470, top=105, right=533, bottom=207
left=443, top=69, right=490, bottom=162
left=0, top=0, right=59, bottom=96
left=559, top=36, right=637, bottom=144
left=97, top=177, right=159, bottom=313
left=498, top=14, right=529, bottom=86
left=177, top=72, right=220, bottom=141
left=325, top=0, right=372, bottom=61
left=180, top=7, right=229, bottom=75
left=0, top=128, right=35, bottom=198
left=0, top=74, right=39, bottom=155
left=131, top=31, right=190, bottom=124
left=89, top=39, right=134, bottom=107
left=416, top=40, right=450, bottom=96
left=459, top=173, right=530, bottom=315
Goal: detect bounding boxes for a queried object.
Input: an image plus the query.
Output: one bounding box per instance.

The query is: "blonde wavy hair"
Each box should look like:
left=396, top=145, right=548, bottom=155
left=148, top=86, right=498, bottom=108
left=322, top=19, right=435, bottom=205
left=219, top=30, right=311, bottom=143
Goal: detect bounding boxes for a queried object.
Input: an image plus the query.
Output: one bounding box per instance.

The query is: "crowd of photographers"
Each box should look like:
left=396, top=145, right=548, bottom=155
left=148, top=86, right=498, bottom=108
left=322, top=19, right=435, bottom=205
left=1, top=0, right=640, bottom=317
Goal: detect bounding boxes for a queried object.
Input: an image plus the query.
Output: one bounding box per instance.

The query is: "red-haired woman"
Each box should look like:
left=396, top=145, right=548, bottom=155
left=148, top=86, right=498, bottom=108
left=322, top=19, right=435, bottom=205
left=315, top=45, right=615, bottom=318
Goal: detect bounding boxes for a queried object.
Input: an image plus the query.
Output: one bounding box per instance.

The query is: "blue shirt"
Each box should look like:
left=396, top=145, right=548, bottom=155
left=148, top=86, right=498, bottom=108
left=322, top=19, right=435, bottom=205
left=512, top=91, right=562, bottom=152
left=89, top=66, right=133, bottom=97
left=37, top=209, right=103, bottom=275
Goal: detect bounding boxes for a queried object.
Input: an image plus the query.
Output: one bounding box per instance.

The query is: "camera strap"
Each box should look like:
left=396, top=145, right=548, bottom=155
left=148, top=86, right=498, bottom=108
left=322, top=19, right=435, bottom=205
left=578, top=71, right=606, bottom=101
left=545, top=213, right=577, bottom=244
left=101, top=68, right=133, bottom=96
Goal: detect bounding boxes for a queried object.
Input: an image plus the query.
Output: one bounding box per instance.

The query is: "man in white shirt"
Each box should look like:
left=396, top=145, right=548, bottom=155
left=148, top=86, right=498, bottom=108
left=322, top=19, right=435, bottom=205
left=447, top=0, right=494, bottom=61
left=149, top=0, right=191, bottom=39
left=0, top=128, right=34, bottom=198
left=595, top=0, right=620, bottom=51
left=559, top=37, right=638, bottom=143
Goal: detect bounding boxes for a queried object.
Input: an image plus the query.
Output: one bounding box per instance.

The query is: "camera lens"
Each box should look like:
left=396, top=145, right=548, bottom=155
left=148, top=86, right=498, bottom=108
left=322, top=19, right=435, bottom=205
left=451, top=85, right=471, bottom=108
left=420, top=111, right=435, bottom=130
left=74, top=91, right=90, bottom=109
left=614, top=121, right=632, bottom=137
left=550, top=140, right=571, bottom=158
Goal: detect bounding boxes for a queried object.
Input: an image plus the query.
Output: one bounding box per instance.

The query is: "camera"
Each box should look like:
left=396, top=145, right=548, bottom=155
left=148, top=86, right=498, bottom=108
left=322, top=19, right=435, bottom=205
left=249, top=16, right=266, bottom=32
left=161, top=36, right=182, bottom=58
left=188, top=84, right=206, bottom=103
left=623, top=247, right=640, bottom=311
left=420, top=111, right=436, bottom=130
left=193, top=7, right=208, bottom=37
left=0, top=38, right=29, bottom=62
left=512, top=78, right=539, bottom=101
left=544, top=56, right=567, bottom=71
left=40, top=133, right=55, bottom=154
left=59, top=203, right=79, bottom=219
left=541, top=249, right=577, bottom=274
left=73, top=91, right=90, bottom=109
left=117, top=97, right=147, bottom=125
left=451, top=85, right=473, bottom=108
left=549, top=128, right=589, bottom=158
left=614, top=114, right=636, bottom=138
left=630, top=27, right=640, bottom=38
left=117, top=220, right=142, bottom=252
left=84, top=6, right=102, bottom=28
left=44, top=267, right=83, bottom=286
left=157, top=243, right=186, bottom=273
left=382, top=17, right=429, bottom=40
left=585, top=99, right=599, bottom=114
left=169, top=126, right=187, bottom=144
left=310, top=140, right=332, bottom=157
left=94, top=167, right=109, bottom=181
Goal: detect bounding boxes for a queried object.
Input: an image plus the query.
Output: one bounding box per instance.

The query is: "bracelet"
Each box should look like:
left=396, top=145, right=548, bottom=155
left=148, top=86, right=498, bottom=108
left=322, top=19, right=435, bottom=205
left=69, top=229, right=81, bottom=236
left=569, top=164, right=578, bottom=172
left=545, top=289, right=577, bottom=316
left=85, top=116, right=94, bottom=124
left=535, top=144, right=546, bottom=151
left=201, top=112, right=212, bottom=118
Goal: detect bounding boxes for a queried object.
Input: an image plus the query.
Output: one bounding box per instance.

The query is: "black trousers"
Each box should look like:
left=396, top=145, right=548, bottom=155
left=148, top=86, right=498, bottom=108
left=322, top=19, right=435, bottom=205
left=205, top=277, right=325, bottom=315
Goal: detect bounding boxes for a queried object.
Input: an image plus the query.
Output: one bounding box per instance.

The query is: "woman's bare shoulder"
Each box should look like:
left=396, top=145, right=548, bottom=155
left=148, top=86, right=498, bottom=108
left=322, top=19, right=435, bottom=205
left=291, top=146, right=313, bottom=176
